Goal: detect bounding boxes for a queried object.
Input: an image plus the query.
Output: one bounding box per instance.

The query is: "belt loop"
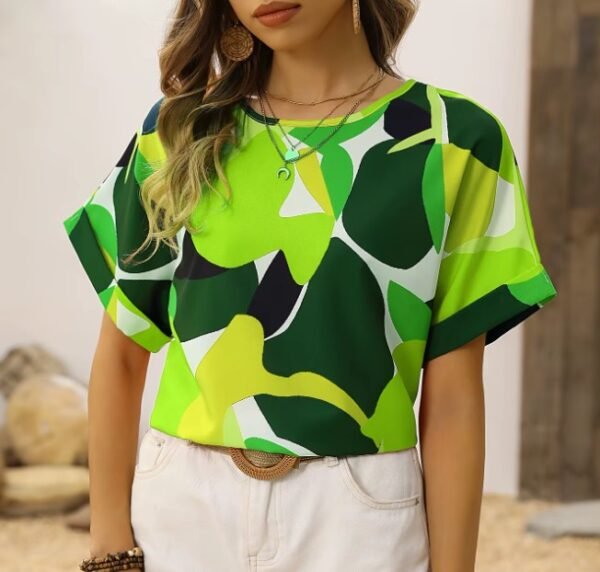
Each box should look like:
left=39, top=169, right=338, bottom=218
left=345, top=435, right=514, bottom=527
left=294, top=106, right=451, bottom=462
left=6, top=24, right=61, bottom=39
left=324, top=455, right=339, bottom=467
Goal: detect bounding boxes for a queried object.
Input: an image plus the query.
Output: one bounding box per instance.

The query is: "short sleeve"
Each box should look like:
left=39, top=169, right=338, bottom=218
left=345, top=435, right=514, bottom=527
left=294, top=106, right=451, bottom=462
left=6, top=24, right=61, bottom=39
left=62, top=106, right=177, bottom=353
left=423, top=111, right=557, bottom=363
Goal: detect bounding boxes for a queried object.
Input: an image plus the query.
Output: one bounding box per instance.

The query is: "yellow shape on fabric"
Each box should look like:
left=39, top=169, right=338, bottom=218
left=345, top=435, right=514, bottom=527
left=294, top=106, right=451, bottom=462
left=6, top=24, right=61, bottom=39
left=177, top=314, right=367, bottom=444
left=222, top=406, right=245, bottom=447
left=137, top=131, right=167, bottom=167
left=433, top=247, right=538, bottom=323
left=387, top=129, right=436, bottom=154
left=100, top=245, right=115, bottom=274
left=444, top=152, right=498, bottom=252
left=442, top=144, right=471, bottom=215
left=189, top=131, right=334, bottom=285
left=295, top=151, right=334, bottom=216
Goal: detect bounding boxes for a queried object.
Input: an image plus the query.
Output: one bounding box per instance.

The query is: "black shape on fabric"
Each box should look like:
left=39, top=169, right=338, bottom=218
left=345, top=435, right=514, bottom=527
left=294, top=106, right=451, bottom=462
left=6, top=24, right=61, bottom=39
left=383, top=98, right=431, bottom=141
left=116, top=134, right=138, bottom=167
left=175, top=231, right=228, bottom=279
left=246, top=251, right=303, bottom=338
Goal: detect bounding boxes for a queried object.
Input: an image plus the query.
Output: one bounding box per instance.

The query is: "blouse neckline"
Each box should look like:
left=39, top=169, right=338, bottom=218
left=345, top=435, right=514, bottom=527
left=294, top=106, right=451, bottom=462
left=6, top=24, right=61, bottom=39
left=238, top=77, right=418, bottom=128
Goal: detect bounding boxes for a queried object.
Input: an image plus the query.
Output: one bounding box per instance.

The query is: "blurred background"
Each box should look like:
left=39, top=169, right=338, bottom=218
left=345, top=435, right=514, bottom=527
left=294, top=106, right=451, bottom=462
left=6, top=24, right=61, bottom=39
left=0, top=0, right=598, bottom=570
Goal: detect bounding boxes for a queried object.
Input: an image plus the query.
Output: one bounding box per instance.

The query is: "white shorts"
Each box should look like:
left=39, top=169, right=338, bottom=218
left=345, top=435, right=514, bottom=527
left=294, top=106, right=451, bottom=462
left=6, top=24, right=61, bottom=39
left=130, top=427, right=431, bottom=572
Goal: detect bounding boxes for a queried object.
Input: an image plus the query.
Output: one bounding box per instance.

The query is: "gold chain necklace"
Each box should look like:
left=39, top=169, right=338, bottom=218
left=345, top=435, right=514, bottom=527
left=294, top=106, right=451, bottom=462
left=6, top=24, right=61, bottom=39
left=258, top=75, right=384, bottom=180
left=263, top=68, right=385, bottom=157
left=265, top=66, right=385, bottom=105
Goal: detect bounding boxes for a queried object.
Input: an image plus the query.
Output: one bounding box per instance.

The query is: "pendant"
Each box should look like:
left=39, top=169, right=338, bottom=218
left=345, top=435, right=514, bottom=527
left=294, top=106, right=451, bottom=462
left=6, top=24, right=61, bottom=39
left=277, top=165, right=291, bottom=180
left=284, top=148, right=300, bottom=161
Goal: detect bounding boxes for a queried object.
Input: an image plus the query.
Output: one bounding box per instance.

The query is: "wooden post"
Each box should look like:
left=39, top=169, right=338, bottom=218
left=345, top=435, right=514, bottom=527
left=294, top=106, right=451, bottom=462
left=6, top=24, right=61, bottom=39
left=520, top=0, right=600, bottom=501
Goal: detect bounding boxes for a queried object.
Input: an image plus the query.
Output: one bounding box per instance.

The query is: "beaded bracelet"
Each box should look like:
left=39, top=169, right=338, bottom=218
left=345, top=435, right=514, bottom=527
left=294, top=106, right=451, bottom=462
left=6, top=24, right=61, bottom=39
left=79, top=546, right=144, bottom=571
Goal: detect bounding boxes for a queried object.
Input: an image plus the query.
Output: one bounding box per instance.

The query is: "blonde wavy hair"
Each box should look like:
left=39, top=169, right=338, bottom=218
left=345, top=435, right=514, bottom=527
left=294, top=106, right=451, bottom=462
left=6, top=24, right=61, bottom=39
left=124, top=0, right=418, bottom=265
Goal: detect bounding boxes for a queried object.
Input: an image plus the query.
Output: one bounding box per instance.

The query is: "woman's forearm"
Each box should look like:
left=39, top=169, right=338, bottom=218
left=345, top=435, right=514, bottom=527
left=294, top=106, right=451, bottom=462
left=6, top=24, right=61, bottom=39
left=87, top=327, right=148, bottom=557
left=419, top=337, right=486, bottom=572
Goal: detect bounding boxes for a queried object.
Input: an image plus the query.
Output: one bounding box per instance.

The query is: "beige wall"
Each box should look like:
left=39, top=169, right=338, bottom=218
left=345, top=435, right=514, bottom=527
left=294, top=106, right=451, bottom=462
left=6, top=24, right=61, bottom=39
left=1, top=0, right=532, bottom=495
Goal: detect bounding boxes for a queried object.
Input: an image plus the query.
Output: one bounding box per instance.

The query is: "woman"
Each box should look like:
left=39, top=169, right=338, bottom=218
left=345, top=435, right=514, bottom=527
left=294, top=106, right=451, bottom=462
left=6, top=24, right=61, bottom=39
left=63, top=1, right=558, bottom=571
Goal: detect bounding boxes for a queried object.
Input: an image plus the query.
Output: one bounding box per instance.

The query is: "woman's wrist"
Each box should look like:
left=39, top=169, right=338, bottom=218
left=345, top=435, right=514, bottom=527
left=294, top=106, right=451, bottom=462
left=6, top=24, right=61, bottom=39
left=89, top=529, right=136, bottom=559
left=80, top=546, right=144, bottom=571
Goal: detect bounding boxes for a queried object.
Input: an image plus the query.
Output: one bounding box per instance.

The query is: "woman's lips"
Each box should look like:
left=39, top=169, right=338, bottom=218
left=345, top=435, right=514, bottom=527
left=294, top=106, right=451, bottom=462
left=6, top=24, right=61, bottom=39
left=255, top=5, right=301, bottom=27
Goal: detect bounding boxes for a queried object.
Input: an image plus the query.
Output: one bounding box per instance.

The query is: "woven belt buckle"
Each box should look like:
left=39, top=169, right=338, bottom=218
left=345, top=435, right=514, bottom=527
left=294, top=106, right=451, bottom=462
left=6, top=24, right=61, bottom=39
left=227, top=447, right=300, bottom=480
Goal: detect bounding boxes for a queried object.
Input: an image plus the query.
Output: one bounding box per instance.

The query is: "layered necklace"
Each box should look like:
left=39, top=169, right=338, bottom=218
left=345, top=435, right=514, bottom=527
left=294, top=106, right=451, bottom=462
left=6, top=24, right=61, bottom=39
left=251, top=68, right=386, bottom=180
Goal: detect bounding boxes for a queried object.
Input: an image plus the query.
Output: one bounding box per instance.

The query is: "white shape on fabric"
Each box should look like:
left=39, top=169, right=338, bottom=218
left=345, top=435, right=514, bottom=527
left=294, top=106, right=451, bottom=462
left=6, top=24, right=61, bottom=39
left=332, top=215, right=442, bottom=303
left=485, top=176, right=516, bottom=237
left=253, top=249, right=279, bottom=283
left=116, top=299, right=151, bottom=336
left=439, top=95, right=449, bottom=144
left=180, top=328, right=226, bottom=376
left=339, top=116, right=391, bottom=184
left=278, top=165, right=325, bottom=218
left=89, top=167, right=120, bottom=220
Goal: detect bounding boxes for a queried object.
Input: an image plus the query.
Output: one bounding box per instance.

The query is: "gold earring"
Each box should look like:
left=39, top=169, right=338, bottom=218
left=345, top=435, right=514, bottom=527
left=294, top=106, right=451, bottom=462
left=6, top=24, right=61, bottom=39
left=352, top=0, right=361, bottom=35
left=220, top=21, right=254, bottom=62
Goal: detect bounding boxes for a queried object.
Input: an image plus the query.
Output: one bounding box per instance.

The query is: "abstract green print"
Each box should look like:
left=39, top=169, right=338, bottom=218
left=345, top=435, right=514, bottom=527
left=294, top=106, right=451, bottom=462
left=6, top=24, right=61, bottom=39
left=62, top=79, right=557, bottom=457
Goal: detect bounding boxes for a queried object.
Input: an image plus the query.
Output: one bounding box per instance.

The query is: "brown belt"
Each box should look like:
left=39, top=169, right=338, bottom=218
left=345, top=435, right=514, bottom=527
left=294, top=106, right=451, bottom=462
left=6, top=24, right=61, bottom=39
left=186, top=441, right=328, bottom=480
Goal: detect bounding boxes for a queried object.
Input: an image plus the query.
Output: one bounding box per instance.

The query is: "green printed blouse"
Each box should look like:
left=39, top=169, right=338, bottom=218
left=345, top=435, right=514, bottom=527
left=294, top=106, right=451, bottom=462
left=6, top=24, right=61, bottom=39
left=62, top=79, right=557, bottom=456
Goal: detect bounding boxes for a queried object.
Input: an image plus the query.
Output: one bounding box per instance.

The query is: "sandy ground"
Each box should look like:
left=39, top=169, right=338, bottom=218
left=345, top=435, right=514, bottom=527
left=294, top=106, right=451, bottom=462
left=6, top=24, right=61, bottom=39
left=0, top=494, right=598, bottom=571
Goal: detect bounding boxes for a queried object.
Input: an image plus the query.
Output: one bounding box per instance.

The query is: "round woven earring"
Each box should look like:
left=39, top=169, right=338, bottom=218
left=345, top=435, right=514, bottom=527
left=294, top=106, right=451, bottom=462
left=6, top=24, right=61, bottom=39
left=220, top=21, right=254, bottom=62
left=352, top=0, right=361, bottom=35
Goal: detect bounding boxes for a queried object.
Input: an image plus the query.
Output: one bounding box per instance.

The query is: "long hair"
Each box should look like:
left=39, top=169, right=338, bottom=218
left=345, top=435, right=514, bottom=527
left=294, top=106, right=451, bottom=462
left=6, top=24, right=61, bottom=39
left=124, top=0, right=418, bottom=264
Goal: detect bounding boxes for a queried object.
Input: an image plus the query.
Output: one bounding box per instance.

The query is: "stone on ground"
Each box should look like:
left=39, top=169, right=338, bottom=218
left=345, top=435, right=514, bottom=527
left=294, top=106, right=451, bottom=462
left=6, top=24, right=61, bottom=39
left=0, top=465, right=89, bottom=516
left=6, top=373, right=87, bottom=466
left=526, top=501, right=600, bottom=539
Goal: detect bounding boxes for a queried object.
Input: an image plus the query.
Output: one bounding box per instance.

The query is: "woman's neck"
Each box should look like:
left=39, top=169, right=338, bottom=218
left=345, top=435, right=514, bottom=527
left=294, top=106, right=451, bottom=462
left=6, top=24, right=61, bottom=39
left=264, top=3, right=385, bottom=103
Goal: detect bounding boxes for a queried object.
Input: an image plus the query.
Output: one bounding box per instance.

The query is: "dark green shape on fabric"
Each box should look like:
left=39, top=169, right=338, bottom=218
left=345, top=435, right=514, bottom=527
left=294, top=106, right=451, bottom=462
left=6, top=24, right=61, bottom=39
left=173, top=263, right=258, bottom=341
left=263, top=238, right=394, bottom=417
left=119, top=278, right=172, bottom=337
left=112, top=166, right=176, bottom=274
left=239, top=101, right=279, bottom=125
left=343, top=139, right=434, bottom=269
left=65, top=209, right=113, bottom=294
left=442, top=96, right=503, bottom=171
left=424, top=283, right=539, bottom=363
left=254, top=394, right=378, bottom=456
left=86, top=204, right=117, bottom=264
left=398, top=81, right=431, bottom=113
